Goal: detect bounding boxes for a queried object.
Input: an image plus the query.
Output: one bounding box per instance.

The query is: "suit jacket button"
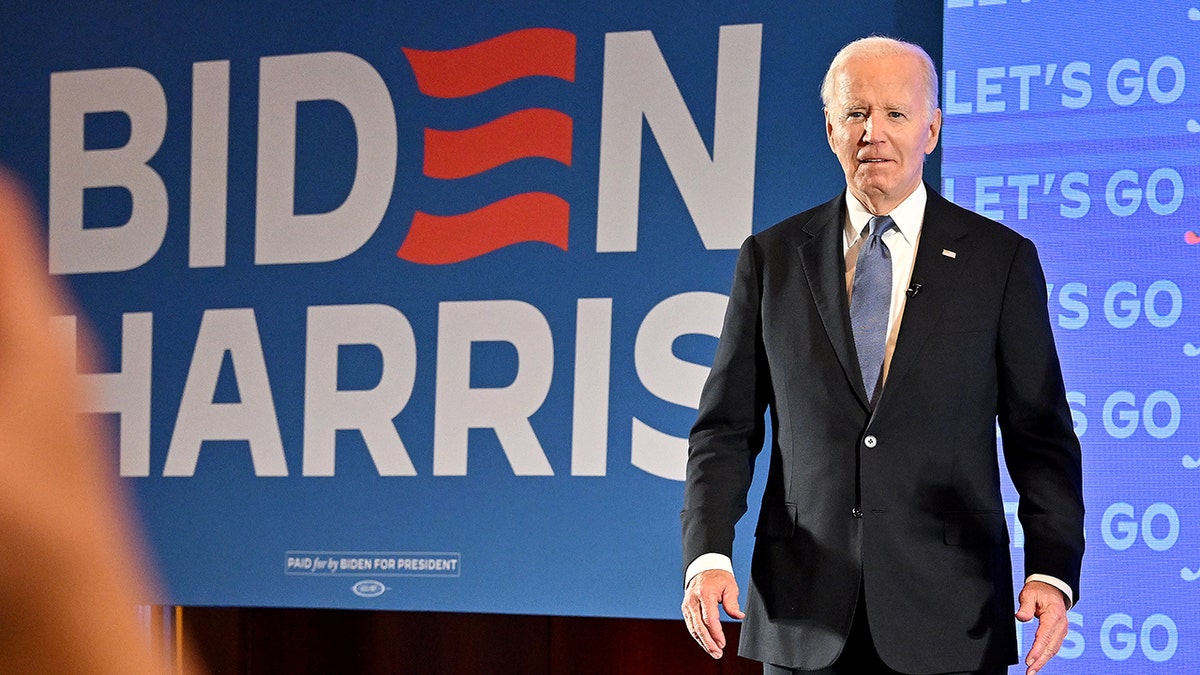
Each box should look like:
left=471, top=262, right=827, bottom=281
left=864, top=435, right=877, bottom=448
left=851, top=507, right=863, bottom=518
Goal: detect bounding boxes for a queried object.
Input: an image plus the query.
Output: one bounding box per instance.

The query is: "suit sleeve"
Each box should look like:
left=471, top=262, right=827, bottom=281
left=680, top=235, right=771, bottom=577
left=996, top=237, right=1085, bottom=602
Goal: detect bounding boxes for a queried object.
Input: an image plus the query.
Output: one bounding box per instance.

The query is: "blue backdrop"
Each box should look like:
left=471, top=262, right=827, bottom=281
left=0, top=0, right=937, bottom=617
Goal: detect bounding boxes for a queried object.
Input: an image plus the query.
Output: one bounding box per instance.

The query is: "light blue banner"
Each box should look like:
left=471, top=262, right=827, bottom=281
left=945, top=1, right=1200, bottom=671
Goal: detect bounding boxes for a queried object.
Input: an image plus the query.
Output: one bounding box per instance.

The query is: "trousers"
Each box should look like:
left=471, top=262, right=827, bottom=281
left=762, top=588, right=1008, bottom=675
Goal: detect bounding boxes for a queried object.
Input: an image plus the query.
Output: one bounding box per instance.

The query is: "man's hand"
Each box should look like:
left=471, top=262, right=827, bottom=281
left=1016, top=580, right=1070, bottom=675
left=681, top=569, right=745, bottom=659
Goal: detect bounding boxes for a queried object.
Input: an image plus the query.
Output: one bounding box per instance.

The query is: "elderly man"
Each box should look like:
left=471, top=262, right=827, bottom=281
left=680, top=36, right=1084, bottom=675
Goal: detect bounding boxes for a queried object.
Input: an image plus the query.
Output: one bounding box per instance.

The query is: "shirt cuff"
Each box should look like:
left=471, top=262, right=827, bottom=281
left=688, top=561, right=1073, bottom=608
left=1026, top=573, right=1074, bottom=609
left=684, top=553, right=734, bottom=586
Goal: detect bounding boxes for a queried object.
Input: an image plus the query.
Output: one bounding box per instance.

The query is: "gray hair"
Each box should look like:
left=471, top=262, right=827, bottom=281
left=820, top=36, right=939, bottom=118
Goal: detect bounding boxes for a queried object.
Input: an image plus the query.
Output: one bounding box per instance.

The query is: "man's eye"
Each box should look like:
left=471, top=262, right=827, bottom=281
left=888, top=111, right=905, bottom=119
left=846, top=112, right=865, bottom=120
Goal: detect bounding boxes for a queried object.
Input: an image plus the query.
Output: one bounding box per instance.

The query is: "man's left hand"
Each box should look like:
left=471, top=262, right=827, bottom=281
left=1015, top=580, right=1069, bottom=675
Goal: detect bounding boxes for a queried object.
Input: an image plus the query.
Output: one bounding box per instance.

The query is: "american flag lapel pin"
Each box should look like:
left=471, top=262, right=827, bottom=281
left=942, top=249, right=957, bottom=259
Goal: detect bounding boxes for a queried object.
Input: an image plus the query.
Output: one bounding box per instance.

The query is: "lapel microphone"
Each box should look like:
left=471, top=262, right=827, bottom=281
left=906, top=282, right=923, bottom=298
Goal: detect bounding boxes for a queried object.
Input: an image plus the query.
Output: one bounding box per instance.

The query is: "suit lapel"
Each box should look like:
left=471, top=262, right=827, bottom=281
left=877, top=190, right=971, bottom=405
left=796, top=194, right=871, bottom=408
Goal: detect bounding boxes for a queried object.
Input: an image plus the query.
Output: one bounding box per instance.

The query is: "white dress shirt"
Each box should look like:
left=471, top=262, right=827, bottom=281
left=843, top=183, right=924, bottom=385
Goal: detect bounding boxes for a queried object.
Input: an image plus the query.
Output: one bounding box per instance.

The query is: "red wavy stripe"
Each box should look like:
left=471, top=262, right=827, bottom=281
left=424, top=109, right=573, bottom=179
left=1186, top=230, right=1200, bottom=245
left=402, top=28, right=576, bottom=98
left=397, top=193, right=569, bottom=264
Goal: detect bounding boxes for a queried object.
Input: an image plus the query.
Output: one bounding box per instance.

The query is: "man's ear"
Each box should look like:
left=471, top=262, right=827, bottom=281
left=825, top=108, right=836, bottom=152
left=925, top=107, right=943, bottom=154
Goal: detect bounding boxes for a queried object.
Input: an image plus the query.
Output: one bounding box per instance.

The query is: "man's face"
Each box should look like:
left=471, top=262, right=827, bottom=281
left=825, top=52, right=942, bottom=213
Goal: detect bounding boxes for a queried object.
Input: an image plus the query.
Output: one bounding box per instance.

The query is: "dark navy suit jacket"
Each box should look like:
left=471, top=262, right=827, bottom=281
left=681, top=186, right=1084, bottom=672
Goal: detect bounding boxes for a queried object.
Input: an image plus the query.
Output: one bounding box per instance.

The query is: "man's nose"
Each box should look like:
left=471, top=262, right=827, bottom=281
left=861, top=114, right=876, bottom=143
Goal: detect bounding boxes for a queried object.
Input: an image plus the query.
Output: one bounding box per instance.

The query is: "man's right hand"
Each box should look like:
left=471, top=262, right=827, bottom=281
left=681, top=569, right=745, bottom=659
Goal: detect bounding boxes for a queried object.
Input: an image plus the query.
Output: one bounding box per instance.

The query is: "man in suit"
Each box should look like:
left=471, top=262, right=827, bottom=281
left=679, top=37, right=1084, bottom=675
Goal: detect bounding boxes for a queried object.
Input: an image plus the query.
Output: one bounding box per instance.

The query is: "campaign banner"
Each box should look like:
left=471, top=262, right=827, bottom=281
left=945, top=0, right=1199, bottom=671
left=0, top=1, right=940, bottom=617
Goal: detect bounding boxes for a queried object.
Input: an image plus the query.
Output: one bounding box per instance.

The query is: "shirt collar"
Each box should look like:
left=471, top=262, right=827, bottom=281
left=843, top=182, right=927, bottom=246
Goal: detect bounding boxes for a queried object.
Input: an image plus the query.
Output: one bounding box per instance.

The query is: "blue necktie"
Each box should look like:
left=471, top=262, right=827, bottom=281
left=850, top=215, right=894, bottom=404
